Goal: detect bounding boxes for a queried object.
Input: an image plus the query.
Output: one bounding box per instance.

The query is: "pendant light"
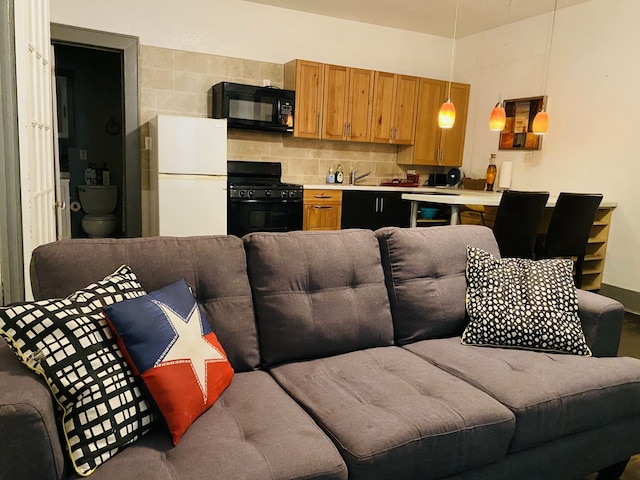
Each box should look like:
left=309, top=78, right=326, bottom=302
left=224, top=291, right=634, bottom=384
left=532, top=0, right=558, bottom=135
left=438, top=0, right=460, bottom=129
left=489, top=0, right=512, bottom=132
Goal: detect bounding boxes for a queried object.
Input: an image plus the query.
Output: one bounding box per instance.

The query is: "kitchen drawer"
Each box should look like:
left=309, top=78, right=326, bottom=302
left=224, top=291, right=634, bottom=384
left=303, top=189, right=343, bottom=230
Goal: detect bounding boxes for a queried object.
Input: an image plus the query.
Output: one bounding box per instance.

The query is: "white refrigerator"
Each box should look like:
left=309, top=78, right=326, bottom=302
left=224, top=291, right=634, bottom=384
left=149, top=115, right=227, bottom=236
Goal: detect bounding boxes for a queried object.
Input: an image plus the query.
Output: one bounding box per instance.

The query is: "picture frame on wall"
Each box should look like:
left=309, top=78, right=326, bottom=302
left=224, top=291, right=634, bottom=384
left=498, top=96, right=545, bottom=151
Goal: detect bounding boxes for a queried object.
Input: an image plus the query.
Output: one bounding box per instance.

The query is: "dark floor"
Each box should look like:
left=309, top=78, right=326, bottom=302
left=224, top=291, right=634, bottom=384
left=585, top=312, right=640, bottom=480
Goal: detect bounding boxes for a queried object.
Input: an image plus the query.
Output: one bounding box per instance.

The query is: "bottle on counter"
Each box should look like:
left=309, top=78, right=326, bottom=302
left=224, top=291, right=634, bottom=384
left=485, top=154, right=497, bottom=191
left=326, top=166, right=335, bottom=184
left=335, top=164, right=344, bottom=184
left=84, top=164, right=97, bottom=185
left=102, top=163, right=111, bottom=185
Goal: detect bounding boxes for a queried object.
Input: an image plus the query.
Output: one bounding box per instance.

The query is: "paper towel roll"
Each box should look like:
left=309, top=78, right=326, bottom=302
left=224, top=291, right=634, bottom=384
left=498, top=161, right=512, bottom=190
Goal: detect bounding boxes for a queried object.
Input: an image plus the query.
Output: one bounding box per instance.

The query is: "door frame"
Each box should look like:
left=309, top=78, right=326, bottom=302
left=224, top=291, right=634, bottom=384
left=0, top=0, right=25, bottom=304
left=51, top=23, right=141, bottom=237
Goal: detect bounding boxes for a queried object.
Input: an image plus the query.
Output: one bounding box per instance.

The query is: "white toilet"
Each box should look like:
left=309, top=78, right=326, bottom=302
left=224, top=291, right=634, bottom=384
left=78, top=185, right=118, bottom=237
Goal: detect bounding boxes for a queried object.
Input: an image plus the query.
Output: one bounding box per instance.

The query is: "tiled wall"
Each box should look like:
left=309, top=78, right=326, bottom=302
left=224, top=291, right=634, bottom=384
left=139, top=45, right=424, bottom=233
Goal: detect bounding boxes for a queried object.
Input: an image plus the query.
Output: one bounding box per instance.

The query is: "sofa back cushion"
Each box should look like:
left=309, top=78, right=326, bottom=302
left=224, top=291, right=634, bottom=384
left=376, top=225, right=500, bottom=344
left=244, top=229, right=394, bottom=367
left=30, top=236, right=259, bottom=372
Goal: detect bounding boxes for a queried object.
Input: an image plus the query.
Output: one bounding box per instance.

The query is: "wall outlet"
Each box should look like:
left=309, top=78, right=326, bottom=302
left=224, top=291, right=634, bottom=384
left=263, top=79, right=271, bottom=87
left=144, top=136, right=152, bottom=150
left=523, top=151, right=533, bottom=163
left=79, top=149, right=88, bottom=160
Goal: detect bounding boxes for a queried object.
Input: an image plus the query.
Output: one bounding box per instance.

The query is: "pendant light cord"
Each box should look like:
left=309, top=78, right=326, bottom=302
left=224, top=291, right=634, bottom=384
left=497, top=0, right=512, bottom=105
left=446, top=0, right=460, bottom=101
left=541, top=0, right=558, bottom=102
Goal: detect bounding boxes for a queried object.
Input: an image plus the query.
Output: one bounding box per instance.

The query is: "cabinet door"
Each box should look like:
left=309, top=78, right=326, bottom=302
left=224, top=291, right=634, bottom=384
left=397, top=78, right=444, bottom=165
left=392, top=75, right=418, bottom=145
left=376, top=192, right=412, bottom=229
left=371, top=71, right=396, bottom=143
left=285, top=60, right=323, bottom=139
left=322, top=64, right=350, bottom=140
left=341, top=190, right=378, bottom=229
left=439, top=82, right=470, bottom=167
left=347, top=68, right=374, bottom=142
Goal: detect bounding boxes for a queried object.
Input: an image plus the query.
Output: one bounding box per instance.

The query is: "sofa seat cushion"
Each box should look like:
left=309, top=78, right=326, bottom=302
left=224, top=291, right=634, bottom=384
left=70, top=371, right=347, bottom=480
left=404, top=337, right=640, bottom=452
left=270, top=346, right=515, bottom=480
left=244, top=230, right=394, bottom=367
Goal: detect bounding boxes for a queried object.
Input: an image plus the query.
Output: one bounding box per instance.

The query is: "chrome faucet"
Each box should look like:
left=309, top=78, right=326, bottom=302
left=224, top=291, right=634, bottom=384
left=350, top=170, right=373, bottom=185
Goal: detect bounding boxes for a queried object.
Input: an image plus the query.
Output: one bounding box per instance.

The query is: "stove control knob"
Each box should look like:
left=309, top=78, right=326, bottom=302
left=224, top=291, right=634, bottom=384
left=239, top=190, right=246, bottom=198
left=265, top=189, right=272, bottom=198
left=248, top=189, right=255, bottom=198
left=281, top=190, right=288, bottom=199
left=289, top=190, right=296, bottom=198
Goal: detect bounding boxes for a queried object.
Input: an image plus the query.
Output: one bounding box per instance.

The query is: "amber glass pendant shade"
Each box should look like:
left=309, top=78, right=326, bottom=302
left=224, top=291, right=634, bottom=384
left=489, top=103, right=506, bottom=131
left=532, top=110, right=549, bottom=135
left=438, top=101, right=456, bottom=129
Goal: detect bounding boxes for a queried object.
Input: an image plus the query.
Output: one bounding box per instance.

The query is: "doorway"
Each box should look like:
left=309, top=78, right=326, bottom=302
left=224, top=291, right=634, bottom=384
left=50, top=24, right=142, bottom=237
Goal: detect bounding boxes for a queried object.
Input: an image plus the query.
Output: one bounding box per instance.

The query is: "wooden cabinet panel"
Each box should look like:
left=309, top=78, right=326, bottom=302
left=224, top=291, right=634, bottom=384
left=322, top=65, right=374, bottom=142
left=397, top=78, right=470, bottom=166
left=372, top=73, right=418, bottom=145
left=284, top=59, right=323, bottom=139
left=348, top=68, right=375, bottom=142
left=303, top=189, right=342, bottom=231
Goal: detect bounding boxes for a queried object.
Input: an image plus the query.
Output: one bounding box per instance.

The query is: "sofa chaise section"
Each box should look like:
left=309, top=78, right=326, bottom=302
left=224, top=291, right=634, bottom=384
left=376, top=225, right=640, bottom=479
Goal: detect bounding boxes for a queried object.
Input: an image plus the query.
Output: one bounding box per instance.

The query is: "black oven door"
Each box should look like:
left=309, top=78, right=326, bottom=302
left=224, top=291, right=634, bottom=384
left=228, top=198, right=303, bottom=237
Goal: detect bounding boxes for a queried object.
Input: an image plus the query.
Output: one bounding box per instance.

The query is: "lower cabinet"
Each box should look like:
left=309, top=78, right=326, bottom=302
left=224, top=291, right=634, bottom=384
left=303, top=189, right=343, bottom=230
left=341, top=190, right=411, bottom=230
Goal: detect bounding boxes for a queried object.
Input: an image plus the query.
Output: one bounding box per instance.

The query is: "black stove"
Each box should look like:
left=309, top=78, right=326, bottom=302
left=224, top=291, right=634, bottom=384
left=227, top=160, right=303, bottom=237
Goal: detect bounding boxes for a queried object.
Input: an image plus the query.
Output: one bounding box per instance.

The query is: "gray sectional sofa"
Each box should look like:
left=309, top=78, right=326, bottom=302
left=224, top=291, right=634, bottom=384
left=2, top=225, right=640, bottom=480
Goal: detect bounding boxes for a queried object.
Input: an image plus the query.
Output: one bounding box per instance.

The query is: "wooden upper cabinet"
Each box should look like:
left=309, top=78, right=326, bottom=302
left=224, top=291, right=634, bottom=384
left=371, top=73, right=418, bottom=145
left=322, top=65, right=374, bottom=142
left=284, top=59, right=323, bottom=139
left=397, top=78, right=470, bottom=166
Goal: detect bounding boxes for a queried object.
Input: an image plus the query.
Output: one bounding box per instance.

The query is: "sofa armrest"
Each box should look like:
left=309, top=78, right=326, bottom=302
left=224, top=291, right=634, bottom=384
left=576, top=289, right=625, bottom=357
left=0, top=339, right=66, bottom=480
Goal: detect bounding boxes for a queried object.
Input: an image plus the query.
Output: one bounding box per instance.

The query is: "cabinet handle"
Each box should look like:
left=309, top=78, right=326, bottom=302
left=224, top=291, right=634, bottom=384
left=317, top=113, right=321, bottom=137
left=380, top=197, right=384, bottom=212
left=314, top=194, right=332, bottom=199
left=313, top=205, right=332, bottom=209
left=375, top=198, right=380, bottom=213
left=348, top=123, right=352, bottom=137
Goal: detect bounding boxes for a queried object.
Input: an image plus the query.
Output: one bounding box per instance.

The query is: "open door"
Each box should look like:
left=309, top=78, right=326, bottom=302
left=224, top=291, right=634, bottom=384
left=14, top=0, right=59, bottom=299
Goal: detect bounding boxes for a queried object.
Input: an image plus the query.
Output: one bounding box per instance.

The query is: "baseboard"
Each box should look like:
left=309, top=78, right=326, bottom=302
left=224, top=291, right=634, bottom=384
left=599, top=284, right=640, bottom=315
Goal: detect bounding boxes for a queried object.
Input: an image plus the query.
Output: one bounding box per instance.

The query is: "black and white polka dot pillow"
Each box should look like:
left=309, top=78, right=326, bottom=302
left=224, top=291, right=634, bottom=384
left=461, top=246, right=592, bottom=356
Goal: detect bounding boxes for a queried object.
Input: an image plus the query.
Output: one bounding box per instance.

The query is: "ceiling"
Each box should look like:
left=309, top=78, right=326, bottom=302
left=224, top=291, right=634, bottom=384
left=241, top=0, right=592, bottom=38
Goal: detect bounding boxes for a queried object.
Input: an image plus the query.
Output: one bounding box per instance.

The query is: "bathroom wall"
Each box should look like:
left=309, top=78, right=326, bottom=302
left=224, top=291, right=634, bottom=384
left=55, top=44, right=124, bottom=237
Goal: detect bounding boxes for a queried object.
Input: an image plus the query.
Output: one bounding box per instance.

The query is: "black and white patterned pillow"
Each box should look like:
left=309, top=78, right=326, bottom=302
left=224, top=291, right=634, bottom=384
left=0, top=265, right=156, bottom=475
left=462, top=246, right=592, bottom=356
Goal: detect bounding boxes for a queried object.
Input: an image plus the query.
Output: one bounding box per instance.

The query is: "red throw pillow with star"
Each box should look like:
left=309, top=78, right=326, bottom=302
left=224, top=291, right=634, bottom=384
left=103, top=278, right=234, bottom=445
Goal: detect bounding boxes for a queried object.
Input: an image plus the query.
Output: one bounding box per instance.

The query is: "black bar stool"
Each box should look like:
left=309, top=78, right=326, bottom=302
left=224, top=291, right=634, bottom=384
left=492, top=190, right=550, bottom=259
left=535, top=192, right=603, bottom=288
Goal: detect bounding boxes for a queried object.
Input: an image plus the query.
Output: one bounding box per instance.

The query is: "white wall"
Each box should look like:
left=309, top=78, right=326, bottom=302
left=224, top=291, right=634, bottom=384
left=51, top=0, right=640, bottom=292
left=459, top=0, right=640, bottom=292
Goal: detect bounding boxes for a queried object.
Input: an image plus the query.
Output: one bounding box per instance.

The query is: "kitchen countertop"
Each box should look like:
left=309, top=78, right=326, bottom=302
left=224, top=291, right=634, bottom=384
left=304, top=184, right=618, bottom=208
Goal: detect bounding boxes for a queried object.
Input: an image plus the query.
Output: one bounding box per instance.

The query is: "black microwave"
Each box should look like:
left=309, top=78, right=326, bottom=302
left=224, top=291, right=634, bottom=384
left=211, top=82, right=295, bottom=133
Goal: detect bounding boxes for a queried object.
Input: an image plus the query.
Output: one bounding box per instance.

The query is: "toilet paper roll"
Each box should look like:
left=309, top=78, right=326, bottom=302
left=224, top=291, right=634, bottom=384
left=498, top=161, right=512, bottom=190
left=70, top=201, right=82, bottom=212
